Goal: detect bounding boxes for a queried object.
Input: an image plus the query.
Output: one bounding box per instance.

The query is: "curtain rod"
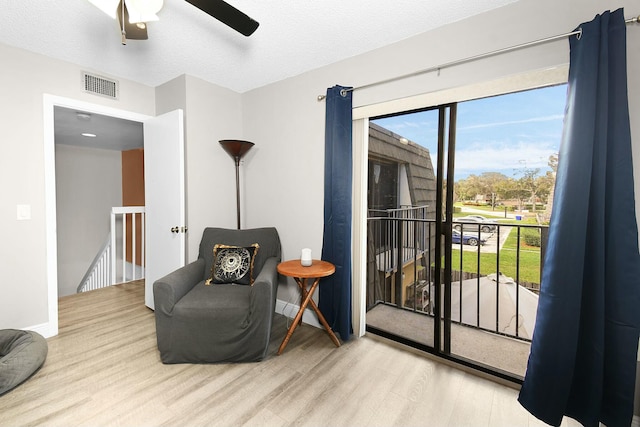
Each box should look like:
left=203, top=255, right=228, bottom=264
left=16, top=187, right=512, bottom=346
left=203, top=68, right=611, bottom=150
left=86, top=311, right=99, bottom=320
left=317, top=14, right=639, bottom=101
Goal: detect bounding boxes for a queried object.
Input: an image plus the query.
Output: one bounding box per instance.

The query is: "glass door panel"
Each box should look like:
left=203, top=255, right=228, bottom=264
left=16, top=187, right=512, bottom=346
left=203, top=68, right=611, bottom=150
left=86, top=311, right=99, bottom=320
left=447, top=87, right=565, bottom=378
left=365, top=108, right=440, bottom=349
left=365, top=83, right=566, bottom=381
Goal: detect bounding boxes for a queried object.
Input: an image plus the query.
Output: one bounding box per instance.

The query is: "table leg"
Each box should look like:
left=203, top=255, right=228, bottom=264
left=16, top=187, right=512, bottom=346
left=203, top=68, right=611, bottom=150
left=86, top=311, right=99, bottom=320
left=305, top=295, right=341, bottom=348
left=277, top=277, right=318, bottom=355
left=295, top=278, right=306, bottom=326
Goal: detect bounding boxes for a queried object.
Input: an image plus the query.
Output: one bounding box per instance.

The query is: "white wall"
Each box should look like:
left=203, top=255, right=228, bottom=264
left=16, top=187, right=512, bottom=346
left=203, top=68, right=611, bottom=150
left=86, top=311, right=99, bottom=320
left=0, top=42, right=154, bottom=333
left=156, top=75, right=244, bottom=261
left=183, top=75, right=244, bottom=260
left=241, top=67, right=331, bottom=305
left=241, top=0, right=640, bottom=307
left=2, top=0, right=639, bottom=338
left=55, top=144, right=122, bottom=297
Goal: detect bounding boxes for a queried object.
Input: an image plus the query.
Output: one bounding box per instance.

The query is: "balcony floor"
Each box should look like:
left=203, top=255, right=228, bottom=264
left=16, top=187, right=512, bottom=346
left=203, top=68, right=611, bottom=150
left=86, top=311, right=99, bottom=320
left=366, top=303, right=531, bottom=378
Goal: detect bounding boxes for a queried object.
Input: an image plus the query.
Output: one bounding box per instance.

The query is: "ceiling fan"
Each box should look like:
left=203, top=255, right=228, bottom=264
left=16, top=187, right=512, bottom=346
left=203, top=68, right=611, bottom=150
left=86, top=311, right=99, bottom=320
left=88, top=0, right=259, bottom=44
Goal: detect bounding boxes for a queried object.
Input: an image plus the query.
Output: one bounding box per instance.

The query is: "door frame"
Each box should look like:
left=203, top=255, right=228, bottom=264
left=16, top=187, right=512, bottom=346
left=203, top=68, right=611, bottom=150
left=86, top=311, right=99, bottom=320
left=43, top=94, right=151, bottom=337
left=351, top=67, right=569, bottom=342
left=351, top=67, right=569, bottom=383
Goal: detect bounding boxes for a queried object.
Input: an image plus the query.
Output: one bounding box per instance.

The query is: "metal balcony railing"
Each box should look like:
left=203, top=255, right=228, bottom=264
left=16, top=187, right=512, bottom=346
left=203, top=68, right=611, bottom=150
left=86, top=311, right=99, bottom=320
left=367, top=210, right=547, bottom=342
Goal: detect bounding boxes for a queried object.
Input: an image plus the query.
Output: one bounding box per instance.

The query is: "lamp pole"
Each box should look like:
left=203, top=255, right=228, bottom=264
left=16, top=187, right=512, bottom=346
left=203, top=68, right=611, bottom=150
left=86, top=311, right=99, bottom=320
left=219, top=140, right=255, bottom=229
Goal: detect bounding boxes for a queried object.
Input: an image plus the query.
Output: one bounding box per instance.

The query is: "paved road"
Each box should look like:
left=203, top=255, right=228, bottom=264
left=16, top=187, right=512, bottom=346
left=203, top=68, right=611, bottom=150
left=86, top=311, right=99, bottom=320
left=454, top=226, right=512, bottom=254
left=460, top=205, right=518, bottom=220
left=454, top=206, right=526, bottom=254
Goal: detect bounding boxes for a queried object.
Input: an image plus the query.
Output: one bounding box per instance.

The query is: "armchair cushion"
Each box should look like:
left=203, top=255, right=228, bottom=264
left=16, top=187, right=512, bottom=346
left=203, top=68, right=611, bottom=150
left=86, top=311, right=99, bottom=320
left=175, top=282, right=251, bottom=331
left=206, top=243, right=259, bottom=285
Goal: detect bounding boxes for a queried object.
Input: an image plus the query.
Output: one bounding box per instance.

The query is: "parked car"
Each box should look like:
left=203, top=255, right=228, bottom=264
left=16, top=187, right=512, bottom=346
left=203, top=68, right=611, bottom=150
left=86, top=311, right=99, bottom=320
left=466, top=215, right=499, bottom=224
left=454, top=215, right=497, bottom=233
left=452, top=229, right=486, bottom=246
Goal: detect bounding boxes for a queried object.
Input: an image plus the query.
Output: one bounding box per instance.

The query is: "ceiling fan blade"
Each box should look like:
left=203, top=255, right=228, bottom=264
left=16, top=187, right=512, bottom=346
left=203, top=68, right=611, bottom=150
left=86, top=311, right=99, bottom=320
left=185, top=0, right=259, bottom=36
left=117, top=1, right=148, bottom=41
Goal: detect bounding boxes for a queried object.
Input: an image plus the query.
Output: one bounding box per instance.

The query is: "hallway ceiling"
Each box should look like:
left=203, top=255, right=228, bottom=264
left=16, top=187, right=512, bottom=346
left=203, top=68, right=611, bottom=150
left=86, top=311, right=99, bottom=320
left=54, top=106, right=144, bottom=151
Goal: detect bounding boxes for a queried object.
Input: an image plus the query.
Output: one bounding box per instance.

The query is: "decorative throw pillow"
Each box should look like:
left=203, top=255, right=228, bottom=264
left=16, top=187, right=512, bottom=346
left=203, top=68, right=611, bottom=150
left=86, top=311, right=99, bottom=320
left=205, top=243, right=260, bottom=285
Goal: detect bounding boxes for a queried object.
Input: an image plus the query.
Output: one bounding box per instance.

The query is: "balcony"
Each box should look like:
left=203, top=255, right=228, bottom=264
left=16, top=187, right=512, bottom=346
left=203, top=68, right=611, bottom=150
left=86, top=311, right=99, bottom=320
left=366, top=207, right=546, bottom=379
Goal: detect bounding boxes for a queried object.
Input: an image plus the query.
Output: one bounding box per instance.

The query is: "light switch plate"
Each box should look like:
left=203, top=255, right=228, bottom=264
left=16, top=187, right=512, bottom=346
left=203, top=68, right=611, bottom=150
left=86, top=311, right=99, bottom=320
left=17, top=204, right=31, bottom=220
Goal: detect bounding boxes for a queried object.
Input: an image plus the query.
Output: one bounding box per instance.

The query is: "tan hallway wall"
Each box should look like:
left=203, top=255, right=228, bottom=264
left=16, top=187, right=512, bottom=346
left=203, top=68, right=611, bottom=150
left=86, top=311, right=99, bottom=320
left=122, top=148, right=145, bottom=266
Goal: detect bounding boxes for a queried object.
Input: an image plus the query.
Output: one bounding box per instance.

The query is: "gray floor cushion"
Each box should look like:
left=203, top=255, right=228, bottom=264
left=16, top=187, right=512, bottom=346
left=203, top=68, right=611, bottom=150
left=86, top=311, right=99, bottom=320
left=0, top=329, right=48, bottom=395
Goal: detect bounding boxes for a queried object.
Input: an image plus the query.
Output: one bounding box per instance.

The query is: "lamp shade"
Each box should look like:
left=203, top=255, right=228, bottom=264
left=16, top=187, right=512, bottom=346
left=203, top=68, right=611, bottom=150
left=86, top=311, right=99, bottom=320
left=219, top=140, right=255, bottom=160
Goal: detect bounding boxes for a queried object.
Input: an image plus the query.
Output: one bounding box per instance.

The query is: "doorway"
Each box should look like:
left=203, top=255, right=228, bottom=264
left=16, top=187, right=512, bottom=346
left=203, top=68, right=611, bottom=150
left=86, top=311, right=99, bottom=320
left=43, top=95, right=151, bottom=337
left=54, top=106, right=144, bottom=297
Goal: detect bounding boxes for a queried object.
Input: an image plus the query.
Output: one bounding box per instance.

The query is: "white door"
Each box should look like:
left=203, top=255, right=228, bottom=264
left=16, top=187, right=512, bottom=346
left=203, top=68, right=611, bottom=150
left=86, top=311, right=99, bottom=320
left=144, top=109, right=186, bottom=309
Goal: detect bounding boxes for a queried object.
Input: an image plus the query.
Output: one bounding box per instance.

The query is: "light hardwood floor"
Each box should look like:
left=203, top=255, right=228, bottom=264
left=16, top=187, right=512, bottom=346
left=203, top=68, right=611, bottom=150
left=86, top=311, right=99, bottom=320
left=0, top=281, right=578, bottom=427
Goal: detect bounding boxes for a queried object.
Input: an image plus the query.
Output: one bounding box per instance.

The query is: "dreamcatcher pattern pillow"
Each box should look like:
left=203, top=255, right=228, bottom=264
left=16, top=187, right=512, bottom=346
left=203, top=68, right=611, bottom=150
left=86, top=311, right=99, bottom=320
left=205, top=243, right=260, bottom=285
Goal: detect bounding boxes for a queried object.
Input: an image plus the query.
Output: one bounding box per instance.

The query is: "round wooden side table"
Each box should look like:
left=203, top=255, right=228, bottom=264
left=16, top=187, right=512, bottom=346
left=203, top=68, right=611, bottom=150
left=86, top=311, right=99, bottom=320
left=276, top=259, right=341, bottom=355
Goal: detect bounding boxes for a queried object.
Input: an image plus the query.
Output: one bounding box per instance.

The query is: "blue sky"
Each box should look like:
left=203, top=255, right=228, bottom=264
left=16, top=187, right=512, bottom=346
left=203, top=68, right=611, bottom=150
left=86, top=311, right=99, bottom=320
left=371, top=84, right=568, bottom=181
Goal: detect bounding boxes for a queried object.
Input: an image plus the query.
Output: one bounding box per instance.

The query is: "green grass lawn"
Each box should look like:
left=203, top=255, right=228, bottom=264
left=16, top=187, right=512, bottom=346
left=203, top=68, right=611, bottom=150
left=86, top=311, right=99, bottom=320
left=452, top=205, right=533, bottom=224
left=450, top=226, right=542, bottom=284
left=425, top=208, right=544, bottom=284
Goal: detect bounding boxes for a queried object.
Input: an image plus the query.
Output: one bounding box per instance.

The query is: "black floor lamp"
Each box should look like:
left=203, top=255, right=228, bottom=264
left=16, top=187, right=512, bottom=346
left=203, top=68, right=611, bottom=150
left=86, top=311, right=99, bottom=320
left=219, top=139, right=255, bottom=229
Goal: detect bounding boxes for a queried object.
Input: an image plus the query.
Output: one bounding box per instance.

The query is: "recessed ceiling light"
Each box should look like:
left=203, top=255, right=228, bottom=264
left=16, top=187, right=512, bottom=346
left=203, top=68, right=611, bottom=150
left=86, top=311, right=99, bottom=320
left=82, top=133, right=97, bottom=138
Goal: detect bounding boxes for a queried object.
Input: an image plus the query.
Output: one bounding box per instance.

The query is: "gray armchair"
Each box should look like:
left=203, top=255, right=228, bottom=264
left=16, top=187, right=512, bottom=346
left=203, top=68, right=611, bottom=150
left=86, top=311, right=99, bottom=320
left=153, top=227, right=281, bottom=364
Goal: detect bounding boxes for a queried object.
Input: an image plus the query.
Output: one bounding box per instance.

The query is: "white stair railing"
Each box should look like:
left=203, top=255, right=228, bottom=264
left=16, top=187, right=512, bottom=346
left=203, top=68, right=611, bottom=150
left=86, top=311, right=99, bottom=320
left=77, top=234, right=111, bottom=293
left=77, top=206, right=145, bottom=293
left=111, top=206, right=146, bottom=285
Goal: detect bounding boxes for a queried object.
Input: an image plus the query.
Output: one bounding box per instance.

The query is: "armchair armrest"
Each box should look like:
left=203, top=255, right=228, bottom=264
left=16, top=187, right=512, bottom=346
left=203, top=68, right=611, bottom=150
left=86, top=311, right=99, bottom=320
left=248, top=257, right=280, bottom=348
left=251, top=257, right=279, bottom=303
left=153, top=258, right=205, bottom=316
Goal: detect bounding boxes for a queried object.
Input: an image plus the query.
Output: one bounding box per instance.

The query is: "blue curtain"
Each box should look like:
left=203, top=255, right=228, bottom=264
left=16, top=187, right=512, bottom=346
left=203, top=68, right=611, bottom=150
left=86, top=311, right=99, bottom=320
left=319, top=85, right=353, bottom=342
left=519, top=9, right=640, bottom=427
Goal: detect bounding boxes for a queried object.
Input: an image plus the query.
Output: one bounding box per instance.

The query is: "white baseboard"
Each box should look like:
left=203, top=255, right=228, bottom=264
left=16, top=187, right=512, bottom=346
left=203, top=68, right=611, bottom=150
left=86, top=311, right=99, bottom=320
left=275, top=298, right=321, bottom=329
left=25, top=322, right=56, bottom=338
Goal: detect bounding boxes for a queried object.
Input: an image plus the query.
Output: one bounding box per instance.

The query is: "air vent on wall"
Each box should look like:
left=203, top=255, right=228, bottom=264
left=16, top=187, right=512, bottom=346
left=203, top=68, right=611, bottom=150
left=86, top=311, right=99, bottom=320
left=82, top=72, right=119, bottom=99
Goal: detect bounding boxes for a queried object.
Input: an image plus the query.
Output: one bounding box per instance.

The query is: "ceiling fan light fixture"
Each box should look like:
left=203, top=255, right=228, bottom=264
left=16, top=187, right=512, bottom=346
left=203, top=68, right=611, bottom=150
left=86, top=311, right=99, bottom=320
left=125, top=0, right=163, bottom=23
left=91, top=0, right=258, bottom=42
left=88, top=0, right=121, bottom=19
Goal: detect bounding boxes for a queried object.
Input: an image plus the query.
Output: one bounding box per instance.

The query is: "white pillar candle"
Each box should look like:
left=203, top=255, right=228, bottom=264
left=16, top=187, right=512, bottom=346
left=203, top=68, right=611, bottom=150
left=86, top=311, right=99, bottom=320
left=301, top=248, right=312, bottom=266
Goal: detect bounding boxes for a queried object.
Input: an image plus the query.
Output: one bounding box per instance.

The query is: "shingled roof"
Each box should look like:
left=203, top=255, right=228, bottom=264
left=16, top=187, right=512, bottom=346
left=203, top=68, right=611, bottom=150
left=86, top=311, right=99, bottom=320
left=368, top=122, right=437, bottom=217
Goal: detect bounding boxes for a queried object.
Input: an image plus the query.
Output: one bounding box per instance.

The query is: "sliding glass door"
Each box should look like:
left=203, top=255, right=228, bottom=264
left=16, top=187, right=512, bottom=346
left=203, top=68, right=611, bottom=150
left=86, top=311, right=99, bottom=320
left=366, top=107, right=440, bottom=349
left=365, top=84, right=566, bottom=381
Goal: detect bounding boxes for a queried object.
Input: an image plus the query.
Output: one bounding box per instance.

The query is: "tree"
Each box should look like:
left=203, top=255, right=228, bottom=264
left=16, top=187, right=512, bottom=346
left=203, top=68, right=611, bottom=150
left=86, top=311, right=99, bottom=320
left=548, top=153, right=558, bottom=173
left=543, top=153, right=559, bottom=221
left=478, top=172, right=509, bottom=207
left=454, top=177, right=474, bottom=201
left=454, top=172, right=510, bottom=204
left=535, top=171, right=555, bottom=202
left=496, top=177, right=529, bottom=209
left=517, top=168, right=555, bottom=212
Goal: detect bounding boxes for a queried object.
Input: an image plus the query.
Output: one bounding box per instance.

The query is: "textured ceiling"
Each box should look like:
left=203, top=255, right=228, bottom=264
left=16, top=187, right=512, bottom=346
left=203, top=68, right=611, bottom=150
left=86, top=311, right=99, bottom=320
left=5, top=0, right=519, bottom=150
left=1, top=0, right=518, bottom=93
